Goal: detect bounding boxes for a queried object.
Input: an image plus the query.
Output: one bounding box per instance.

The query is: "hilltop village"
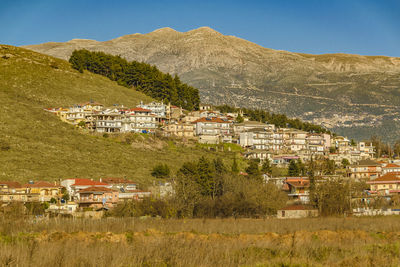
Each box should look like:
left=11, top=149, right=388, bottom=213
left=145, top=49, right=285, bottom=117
left=46, top=100, right=374, bottom=165
left=2, top=100, right=400, bottom=218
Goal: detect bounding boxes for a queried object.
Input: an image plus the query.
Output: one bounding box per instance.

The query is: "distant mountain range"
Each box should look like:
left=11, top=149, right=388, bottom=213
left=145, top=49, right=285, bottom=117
left=23, top=27, right=400, bottom=142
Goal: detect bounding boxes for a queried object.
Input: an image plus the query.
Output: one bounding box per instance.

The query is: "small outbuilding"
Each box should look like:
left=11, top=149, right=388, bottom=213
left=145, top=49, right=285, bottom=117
left=277, top=204, right=318, bottom=219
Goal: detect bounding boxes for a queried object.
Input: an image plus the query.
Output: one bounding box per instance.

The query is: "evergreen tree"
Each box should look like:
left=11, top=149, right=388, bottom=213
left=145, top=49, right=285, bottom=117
left=261, top=159, right=272, bottom=175
left=231, top=157, right=239, bottom=174
left=151, top=163, right=171, bottom=178
left=69, top=49, right=200, bottom=110
left=297, top=159, right=306, bottom=176
left=196, top=156, right=216, bottom=197
left=288, top=160, right=300, bottom=176
left=341, top=158, right=350, bottom=168
left=246, top=160, right=261, bottom=181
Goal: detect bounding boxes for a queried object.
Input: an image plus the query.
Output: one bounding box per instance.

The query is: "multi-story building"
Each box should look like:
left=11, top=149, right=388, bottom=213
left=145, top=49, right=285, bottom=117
left=92, top=109, right=123, bottom=133
left=77, top=186, right=119, bottom=209
left=367, top=172, right=400, bottom=196
left=163, top=122, right=195, bottom=138
left=283, top=129, right=308, bottom=152
left=306, top=134, right=327, bottom=155
left=122, top=108, right=157, bottom=133
left=137, top=101, right=167, bottom=122
left=282, top=177, right=310, bottom=203
left=382, top=163, right=400, bottom=174
left=333, top=136, right=351, bottom=153
left=358, top=142, right=375, bottom=158
left=192, top=117, right=233, bottom=144
left=61, top=178, right=110, bottom=201
left=23, top=181, right=62, bottom=202
left=347, top=159, right=382, bottom=180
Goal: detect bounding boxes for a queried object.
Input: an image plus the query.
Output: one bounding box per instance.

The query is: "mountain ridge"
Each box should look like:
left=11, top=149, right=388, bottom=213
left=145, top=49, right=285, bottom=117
left=22, top=27, right=400, bottom=142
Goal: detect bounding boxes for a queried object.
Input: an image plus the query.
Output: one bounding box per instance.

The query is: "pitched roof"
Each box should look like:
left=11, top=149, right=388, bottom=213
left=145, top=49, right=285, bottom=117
left=70, top=178, right=108, bottom=186
left=0, top=181, right=22, bottom=188
left=355, top=159, right=380, bottom=166
left=367, top=173, right=400, bottom=184
left=78, top=186, right=116, bottom=193
left=286, top=180, right=310, bottom=188
left=383, top=163, right=400, bottom=168
left=192, top=117, right=231, bottom=124
left=24, top=181, right=59, bottom=188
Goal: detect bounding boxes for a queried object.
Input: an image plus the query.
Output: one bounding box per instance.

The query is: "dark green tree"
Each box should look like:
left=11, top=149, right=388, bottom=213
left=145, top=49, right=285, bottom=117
left=197, top=157, right=216, bottom=197
left=151, top=163, right=171, bottom=178
left=341, top=158, right=350, bottom=168
left=288, top=160, right=300, bottom=176
left=246, top=160, right=261, bottom=181
left=235, top=113, right=244, bottom=123
left=261, top=159, right=272, bottom=174
left=231, top=157, right=239, bottom=174
left=69, top=49, right=200, bottom=110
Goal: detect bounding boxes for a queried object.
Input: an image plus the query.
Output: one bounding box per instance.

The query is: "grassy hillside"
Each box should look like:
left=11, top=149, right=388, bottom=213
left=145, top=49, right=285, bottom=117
left=0, top=45, right=233, bottom=184
left=23, top=27, right=400, bottom=142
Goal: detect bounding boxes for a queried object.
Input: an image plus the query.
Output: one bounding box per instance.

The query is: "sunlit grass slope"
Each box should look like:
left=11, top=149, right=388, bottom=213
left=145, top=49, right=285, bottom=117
left=0, top=45, right=227, bottom=184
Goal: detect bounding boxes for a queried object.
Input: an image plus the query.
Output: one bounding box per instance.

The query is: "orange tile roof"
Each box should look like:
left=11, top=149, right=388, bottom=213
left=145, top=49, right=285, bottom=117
left=286, top=181, right=310, bottom=188
left=368, top=173, right=400, bottom=183
left=130, top=107, right=151, bottom=112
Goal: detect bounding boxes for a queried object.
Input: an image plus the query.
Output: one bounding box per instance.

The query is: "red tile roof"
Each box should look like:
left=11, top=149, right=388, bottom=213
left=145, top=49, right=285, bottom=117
left=24, top=181, right=59, bottom=188
left=0, top=181, right=22, bottom=188
left=78, top=186, right=116, bottom=193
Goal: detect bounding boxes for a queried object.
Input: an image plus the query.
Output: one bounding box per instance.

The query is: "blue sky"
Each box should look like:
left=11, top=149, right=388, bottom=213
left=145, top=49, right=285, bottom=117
left=1, top=0, right=399, bottom=56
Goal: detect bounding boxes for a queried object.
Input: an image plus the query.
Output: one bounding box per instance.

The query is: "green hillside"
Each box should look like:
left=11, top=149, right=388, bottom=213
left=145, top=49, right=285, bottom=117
left=0, top=45, right=229, bottom=184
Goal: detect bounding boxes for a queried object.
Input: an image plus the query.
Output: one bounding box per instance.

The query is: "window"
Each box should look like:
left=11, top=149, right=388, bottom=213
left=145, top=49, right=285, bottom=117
left=281, top=211, right=285, bottom=217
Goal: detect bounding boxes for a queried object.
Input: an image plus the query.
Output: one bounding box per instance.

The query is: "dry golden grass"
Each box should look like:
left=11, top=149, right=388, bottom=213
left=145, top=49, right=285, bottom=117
left=0, top=217, right=400, bottom=266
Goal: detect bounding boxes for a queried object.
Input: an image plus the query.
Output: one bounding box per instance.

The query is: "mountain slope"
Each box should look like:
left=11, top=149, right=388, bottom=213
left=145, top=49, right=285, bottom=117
left=0, top=45, right=223, bottom=183
left=23, top=27, right=400, bottom=142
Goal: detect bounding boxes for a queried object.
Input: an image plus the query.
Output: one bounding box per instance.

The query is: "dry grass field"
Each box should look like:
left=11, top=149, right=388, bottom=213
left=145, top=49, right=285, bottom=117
left=1, top=217, right=400, bottom=266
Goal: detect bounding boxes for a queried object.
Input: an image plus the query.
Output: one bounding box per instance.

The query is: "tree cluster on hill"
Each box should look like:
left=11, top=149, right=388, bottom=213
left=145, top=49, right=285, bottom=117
left=217, top=104, right=330, bottom=134
left=69, top=49, right=200, bottom=110
left=110, top=157, right=287, bottom=218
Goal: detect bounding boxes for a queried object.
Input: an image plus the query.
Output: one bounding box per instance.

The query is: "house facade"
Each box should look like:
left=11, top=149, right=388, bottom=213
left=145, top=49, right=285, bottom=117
left=77, top=186, right=119, bottom=209
left=367, top=173, right=400, bottom=196
left=348, top=159, right=382, bottom=180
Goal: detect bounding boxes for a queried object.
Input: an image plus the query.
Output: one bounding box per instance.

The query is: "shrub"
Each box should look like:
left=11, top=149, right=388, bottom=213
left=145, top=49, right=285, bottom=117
left=151, top=164, right=171, bottom=178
